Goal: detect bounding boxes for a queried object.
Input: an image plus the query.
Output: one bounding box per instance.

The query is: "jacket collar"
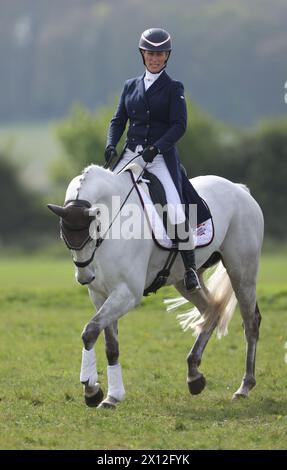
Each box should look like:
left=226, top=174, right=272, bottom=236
left=138, top=70, right=170, bottom=103
left=144, top=68, right=164, bottom=86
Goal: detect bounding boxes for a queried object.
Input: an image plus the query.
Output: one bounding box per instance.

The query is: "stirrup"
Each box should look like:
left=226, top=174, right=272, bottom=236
left=184, top=268, right=201, bottom=291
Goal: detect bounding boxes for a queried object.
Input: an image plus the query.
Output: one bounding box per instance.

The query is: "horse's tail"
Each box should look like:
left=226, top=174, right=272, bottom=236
left=165, top=261, right=237, bottom=338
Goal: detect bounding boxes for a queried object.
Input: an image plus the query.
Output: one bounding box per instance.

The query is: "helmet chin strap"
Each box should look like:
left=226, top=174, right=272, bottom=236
left=146, top=65, right=166, bottom=74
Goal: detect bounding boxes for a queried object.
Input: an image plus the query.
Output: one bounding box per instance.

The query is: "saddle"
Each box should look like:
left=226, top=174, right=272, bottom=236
left=122, top=163, right=213, bottom=247
left=125, top=164, right=170, bottom=235
left=120, top=163, right=214, bottom=295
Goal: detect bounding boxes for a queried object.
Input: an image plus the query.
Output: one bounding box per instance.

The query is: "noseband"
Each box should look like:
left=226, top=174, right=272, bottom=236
left=72, top=241, right=102, bottom=268
left=60, top=199, right=103, bottom=268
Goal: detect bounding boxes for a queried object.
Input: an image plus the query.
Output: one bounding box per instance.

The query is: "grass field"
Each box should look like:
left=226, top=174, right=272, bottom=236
left=0, top=254, right=286, bottom=450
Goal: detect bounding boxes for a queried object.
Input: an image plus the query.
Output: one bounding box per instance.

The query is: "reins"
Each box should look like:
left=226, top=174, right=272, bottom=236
left=66, top=152, right=179, bottom=294
left=96, top=153, right=149, bottom=242
left=73, top=152, right=148, bottom=267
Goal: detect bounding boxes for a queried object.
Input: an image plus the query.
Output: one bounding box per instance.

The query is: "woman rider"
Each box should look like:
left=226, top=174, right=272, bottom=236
left=104, top=28, right=201, bottom=291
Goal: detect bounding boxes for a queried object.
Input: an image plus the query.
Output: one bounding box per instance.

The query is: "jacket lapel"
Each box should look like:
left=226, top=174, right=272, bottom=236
left=146, top=70, right=170, bottom=97
left=137, top=74, right=149, bottom=107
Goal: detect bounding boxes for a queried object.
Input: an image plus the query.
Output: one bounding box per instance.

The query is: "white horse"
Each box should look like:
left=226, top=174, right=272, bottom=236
left=48, top=164, right=264, bottom=408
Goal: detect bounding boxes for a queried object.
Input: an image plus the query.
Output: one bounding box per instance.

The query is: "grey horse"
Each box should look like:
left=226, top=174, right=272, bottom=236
left=48, top=165, right=264, bottom=408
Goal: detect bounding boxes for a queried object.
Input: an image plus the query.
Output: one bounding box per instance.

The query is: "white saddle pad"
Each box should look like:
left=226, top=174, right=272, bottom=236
left=124, top=165, right=214, bottom=250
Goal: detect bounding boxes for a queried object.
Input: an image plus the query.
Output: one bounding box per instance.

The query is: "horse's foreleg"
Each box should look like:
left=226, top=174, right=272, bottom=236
left=80, top=347, right=104, bottom=407
left=79, top=290, right=105, bottom=407
left=98, top=321, right=126, bottom=408
left=82, top=283, right=138, bottom=348
left=81, top=283, right=139, bottom=407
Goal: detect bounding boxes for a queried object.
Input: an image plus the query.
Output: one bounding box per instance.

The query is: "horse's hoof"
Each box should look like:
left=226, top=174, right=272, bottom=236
left=232, top=392, right=247, bottom=401
left=84, top=387, right=104, bottom=407
left=97, top=396, right=119, bottom=409
left=187, top=374, right=206, bottom=395
left=97, top=401, right=116, bottom=409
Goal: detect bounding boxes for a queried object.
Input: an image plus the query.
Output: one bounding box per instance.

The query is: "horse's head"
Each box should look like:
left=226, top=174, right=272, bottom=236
left=47, top=199, right=100, bottom=285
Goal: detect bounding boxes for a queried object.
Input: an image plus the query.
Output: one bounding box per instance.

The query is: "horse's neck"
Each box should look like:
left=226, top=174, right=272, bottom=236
left=78, top=167, right=133, bottom=206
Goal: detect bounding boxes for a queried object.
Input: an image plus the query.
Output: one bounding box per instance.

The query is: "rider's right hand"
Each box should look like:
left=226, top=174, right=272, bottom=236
left=104, top=145, right=118, bottom=163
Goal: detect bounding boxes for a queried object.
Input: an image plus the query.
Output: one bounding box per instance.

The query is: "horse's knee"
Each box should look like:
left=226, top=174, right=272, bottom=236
left=82, top=322, right=100, bottom=349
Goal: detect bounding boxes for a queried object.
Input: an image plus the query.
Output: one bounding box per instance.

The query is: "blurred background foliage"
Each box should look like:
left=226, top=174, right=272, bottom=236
left=1, top=101, right=286, bottom=246
left=0, top=152, right=55, bottom=249
left=1, top=0, right=286, bottom=125
left=0, top=0, right=286, bottom=250
left=53, top=102, right=287, bottom=240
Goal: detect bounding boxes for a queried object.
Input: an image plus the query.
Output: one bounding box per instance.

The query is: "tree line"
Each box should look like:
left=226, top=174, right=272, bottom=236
left=54, top=101, right=287, bottom=241
left=1, top=98, right=286, bottom=248
left=0, top=153, right=54, bottom=248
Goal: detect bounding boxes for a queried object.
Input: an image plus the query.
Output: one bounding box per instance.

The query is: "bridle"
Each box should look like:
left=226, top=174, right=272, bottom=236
left=72, top=242, right=102, bottom=268
left=61, top=154, right=148, bottom=269
left=60, top=200, right=103, bottom=268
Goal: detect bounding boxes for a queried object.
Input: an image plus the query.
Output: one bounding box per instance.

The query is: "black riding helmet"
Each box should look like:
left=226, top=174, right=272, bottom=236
left=139, top=28, right=172, bottom=70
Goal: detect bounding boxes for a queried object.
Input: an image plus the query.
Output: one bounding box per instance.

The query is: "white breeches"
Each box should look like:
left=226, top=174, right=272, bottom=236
left=114, top=145, right=186, bottom=225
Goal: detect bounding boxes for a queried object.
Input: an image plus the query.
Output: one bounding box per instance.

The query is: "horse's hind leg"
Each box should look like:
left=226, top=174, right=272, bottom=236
left=97, top=321, right=126, bottom=409
left=232, top=285, right=261, bottom=400
left=221, top=198, right=263, bottom=400
left=224, top=257, right=261, bottom=399
left=186, top=324, right=216, bottom=395
left=176, top=275, right=217, bottom=395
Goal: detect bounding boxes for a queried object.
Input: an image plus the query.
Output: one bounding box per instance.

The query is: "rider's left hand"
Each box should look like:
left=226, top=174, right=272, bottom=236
left=142, top=145, right=159, bottom=163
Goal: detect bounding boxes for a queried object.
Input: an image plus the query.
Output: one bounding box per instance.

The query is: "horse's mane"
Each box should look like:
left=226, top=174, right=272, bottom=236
left=75, top=164, right=115, bottom=200
left=81, top=164, right=112, bottom=181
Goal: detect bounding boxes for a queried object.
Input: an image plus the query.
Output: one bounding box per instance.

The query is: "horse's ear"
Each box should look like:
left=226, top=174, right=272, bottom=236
left=47, top=204, right=67, bottom=218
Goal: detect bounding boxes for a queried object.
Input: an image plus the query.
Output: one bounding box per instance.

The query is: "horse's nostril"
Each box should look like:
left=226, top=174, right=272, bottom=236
left=78, top=276, right=95, bottom=286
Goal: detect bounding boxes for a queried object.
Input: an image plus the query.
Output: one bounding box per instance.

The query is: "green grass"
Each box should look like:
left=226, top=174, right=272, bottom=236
left=0, top=254, right=286, bottom=449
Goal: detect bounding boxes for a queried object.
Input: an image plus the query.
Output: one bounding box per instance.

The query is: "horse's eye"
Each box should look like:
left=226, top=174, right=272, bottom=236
left=96, top=209, right=101, bottom=216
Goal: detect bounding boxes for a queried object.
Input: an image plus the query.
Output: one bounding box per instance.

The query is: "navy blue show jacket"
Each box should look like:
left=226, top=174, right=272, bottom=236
left=107, top=71, right=210, bottom=225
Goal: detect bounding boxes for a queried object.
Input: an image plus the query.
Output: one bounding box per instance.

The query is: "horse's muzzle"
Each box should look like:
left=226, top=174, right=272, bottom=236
left=77, top=275, right=95, bottom=286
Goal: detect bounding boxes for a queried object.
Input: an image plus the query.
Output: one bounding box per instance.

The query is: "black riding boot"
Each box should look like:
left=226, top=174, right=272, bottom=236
left=174, top=221, right=201, bottom=291
left=180, top=249, right=201, bottom=291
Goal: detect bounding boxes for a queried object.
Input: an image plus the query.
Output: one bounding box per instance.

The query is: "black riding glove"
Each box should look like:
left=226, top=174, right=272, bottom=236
left=142, top=145, right=159, bottom=163
left=104, top=145, right=118, bottom=163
